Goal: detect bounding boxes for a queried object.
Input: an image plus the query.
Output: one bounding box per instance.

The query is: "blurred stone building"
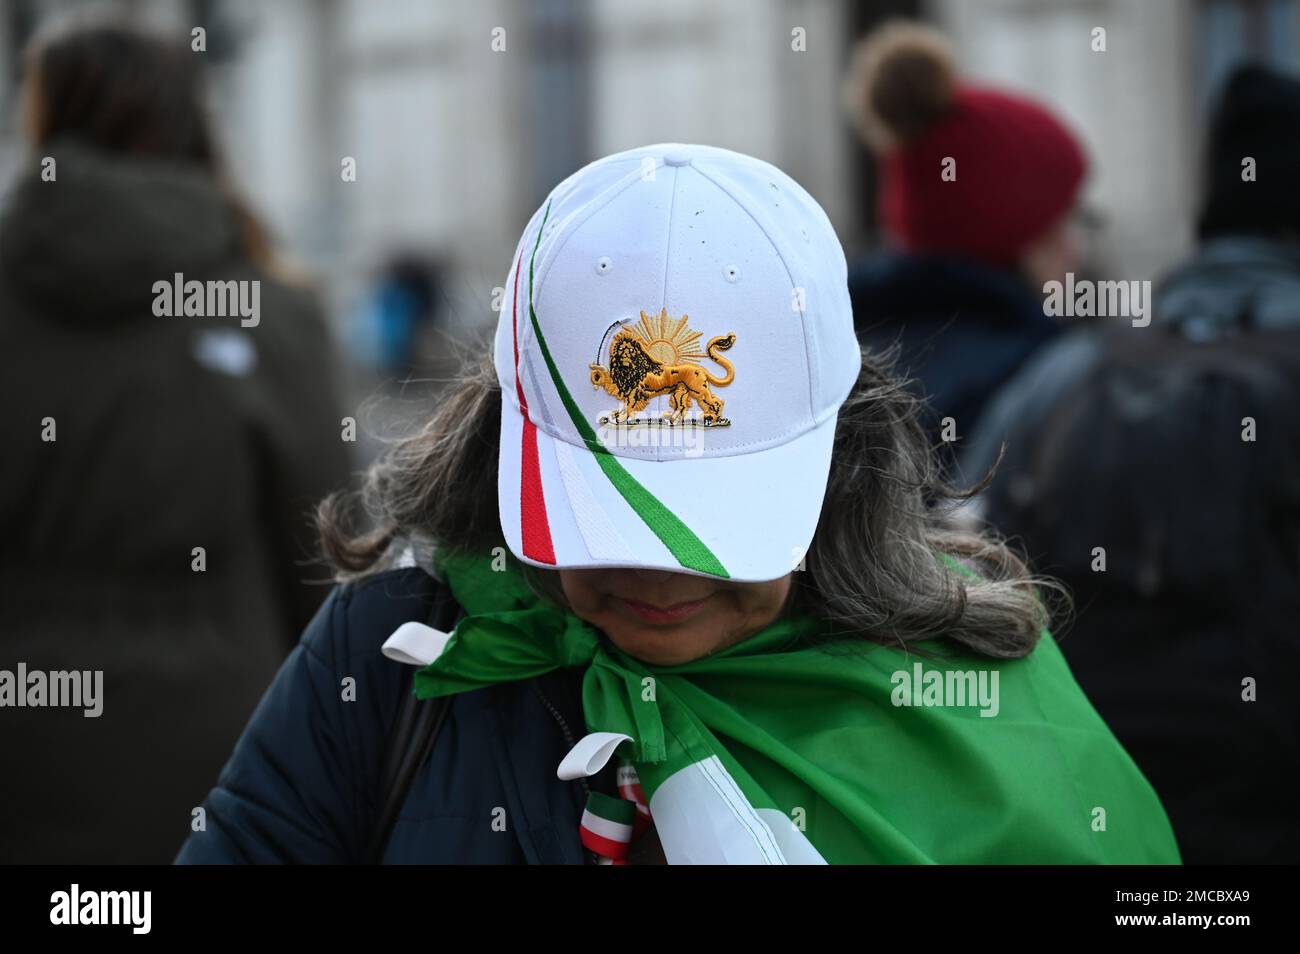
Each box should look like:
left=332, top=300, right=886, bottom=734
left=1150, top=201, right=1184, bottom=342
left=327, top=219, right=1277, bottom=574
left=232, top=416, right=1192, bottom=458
left=1, top=0, right=1296, bottom=343
left=933, top=0, right=1300, bottom=281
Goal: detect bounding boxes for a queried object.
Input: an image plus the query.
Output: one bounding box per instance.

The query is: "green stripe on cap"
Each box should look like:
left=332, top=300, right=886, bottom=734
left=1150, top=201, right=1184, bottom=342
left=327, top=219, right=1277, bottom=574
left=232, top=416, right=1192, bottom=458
left=525, top=200, right=728, bottom=578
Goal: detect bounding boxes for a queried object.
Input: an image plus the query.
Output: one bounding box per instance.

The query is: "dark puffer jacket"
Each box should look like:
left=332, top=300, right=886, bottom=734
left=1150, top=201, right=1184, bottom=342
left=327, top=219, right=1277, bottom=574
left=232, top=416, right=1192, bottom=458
left=176, top=568, right=617, bottom=864
left=959, top=235, right=1300, bottom=863
left=0, top=141, right=352, bottom=862
left=849, top=251, right=1057, bottom=454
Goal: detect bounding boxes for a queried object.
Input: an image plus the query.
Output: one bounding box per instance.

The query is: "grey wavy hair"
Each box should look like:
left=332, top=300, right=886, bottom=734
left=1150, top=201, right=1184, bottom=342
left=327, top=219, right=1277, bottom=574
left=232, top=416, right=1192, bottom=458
left=318, top=344, right=1066, bottom=659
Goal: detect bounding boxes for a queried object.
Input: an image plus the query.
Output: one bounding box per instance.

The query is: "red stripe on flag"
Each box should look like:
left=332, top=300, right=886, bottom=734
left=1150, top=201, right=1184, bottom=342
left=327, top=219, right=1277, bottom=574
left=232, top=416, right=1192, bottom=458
left=511, top=252, right=556, bottom=564
left=580, top=827, right=631, bottom=861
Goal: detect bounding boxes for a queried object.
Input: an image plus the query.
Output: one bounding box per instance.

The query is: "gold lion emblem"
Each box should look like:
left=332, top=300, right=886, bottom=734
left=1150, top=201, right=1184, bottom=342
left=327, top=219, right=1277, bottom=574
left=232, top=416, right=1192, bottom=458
left=590, top=308, right=735, bottom=426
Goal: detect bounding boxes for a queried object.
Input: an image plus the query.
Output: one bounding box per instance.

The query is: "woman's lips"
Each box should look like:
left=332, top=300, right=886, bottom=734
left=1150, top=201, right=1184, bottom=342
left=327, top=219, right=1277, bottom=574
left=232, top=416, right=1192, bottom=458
left=616, top=594, right=711, bottom=625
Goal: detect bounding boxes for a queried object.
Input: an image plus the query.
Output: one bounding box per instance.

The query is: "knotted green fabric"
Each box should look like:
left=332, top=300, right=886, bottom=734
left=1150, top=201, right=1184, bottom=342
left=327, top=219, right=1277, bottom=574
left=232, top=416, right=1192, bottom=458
left=412, top=552, right=1181, bottom=864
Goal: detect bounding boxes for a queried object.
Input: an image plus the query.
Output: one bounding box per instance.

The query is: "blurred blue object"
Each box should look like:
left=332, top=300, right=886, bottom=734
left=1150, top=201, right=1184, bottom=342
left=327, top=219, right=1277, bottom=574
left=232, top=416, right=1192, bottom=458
left=352, top=255, right=441, bottom=376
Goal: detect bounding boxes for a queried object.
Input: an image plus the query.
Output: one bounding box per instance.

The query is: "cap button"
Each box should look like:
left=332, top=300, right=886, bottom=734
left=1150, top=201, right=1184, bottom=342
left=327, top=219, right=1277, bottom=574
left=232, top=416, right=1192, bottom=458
left=663, top=150, right=692, bottom=168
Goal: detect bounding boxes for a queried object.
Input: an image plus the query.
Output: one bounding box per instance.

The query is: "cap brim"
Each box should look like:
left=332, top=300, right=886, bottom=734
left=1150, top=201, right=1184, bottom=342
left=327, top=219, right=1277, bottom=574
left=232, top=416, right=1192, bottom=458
left=498, top=400, right=836, bottom=582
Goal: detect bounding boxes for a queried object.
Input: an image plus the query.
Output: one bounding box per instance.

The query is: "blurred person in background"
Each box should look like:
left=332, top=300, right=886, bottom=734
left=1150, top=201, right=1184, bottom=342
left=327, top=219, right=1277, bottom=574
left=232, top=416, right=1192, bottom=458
left=842, top=21, right=1088, bottom=463
left=960, top=63, right=1300, bottom=863
left=0, top=16, right=352, bottom=862
left=350, top=253, right=445, bottom=381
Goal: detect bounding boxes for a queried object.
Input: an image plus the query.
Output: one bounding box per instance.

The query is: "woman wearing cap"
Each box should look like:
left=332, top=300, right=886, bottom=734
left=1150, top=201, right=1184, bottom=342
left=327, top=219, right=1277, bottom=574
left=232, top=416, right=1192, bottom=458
left=843, top=21, right=1089, bottom=464
left=178, top=143, right=1178, bottom=865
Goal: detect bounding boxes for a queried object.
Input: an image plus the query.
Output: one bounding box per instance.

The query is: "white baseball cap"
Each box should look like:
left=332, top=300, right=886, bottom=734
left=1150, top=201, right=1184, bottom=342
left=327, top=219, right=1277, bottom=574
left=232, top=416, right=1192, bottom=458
left=494, top=143, right=861, bottom=582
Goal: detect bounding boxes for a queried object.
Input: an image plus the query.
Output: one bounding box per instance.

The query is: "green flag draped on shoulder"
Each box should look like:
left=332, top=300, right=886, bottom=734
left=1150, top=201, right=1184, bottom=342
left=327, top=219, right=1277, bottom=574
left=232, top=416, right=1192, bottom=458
left=398, top=552, right=1180, bottom=865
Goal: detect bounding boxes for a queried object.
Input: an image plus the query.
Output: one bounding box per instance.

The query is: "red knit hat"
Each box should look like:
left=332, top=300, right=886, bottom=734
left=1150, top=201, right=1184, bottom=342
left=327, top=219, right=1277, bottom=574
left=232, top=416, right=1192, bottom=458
left=846, top=22, right=1087, bottom=266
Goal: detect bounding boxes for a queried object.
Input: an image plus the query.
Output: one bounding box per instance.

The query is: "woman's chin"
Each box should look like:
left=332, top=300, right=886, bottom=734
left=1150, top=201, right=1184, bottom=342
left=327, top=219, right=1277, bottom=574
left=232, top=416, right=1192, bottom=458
left=602, top=624, right=717, bottom=667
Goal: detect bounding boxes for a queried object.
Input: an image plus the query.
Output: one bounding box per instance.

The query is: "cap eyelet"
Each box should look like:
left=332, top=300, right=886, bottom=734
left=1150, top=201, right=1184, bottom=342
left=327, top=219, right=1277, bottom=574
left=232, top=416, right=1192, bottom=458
left=723, top=265, right=741, bottom=283
left=595, top=256, right=613, bottom=275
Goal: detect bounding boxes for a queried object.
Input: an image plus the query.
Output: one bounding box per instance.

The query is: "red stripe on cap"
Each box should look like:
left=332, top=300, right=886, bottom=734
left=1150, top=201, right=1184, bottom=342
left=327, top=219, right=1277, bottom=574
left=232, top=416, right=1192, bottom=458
left=511, top=252, right=556, bottom=564
left=519, top=421, right=555, bottom=563
left=510, top=254, right=529, bottom=411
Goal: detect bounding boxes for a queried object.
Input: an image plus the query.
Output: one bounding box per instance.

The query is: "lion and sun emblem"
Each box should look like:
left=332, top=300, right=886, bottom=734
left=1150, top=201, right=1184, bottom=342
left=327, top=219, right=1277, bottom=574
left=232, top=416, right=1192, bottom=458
left=589, top=309, right=736, bottom=427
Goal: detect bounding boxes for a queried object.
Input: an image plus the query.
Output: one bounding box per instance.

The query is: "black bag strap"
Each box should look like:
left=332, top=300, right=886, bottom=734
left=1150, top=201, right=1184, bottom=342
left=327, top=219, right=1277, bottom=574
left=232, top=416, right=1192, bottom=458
left=364, top=586, right=463, bottom=864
